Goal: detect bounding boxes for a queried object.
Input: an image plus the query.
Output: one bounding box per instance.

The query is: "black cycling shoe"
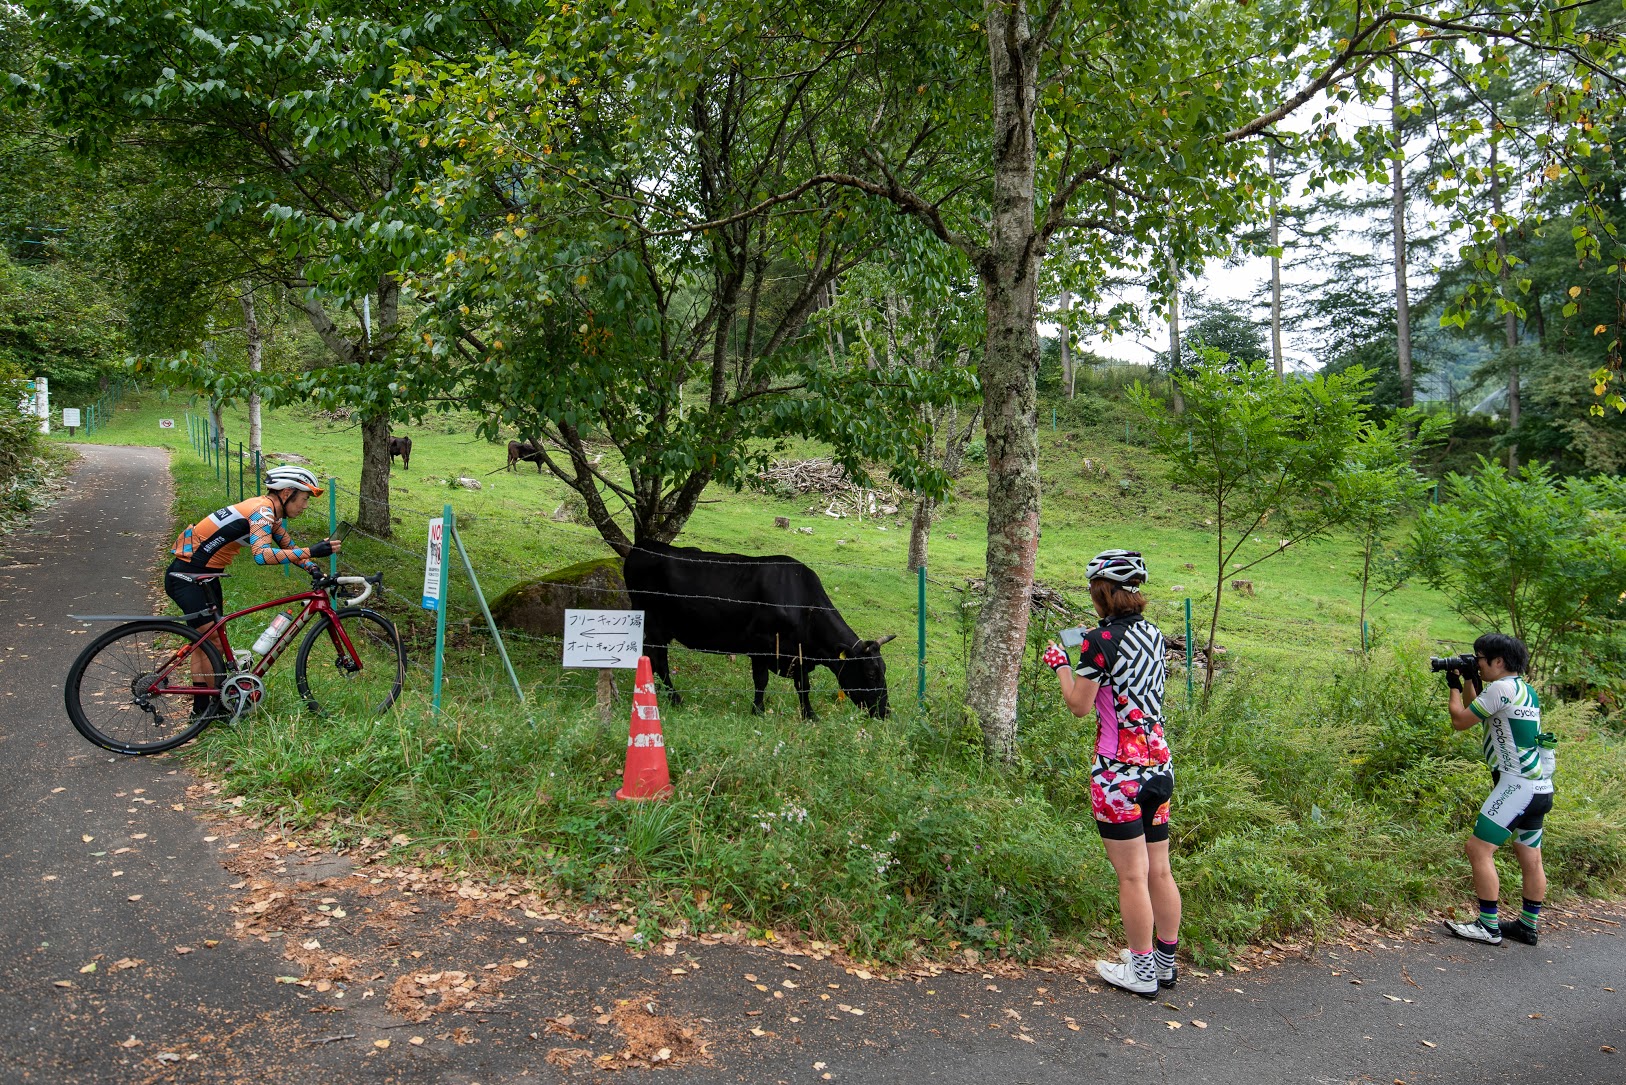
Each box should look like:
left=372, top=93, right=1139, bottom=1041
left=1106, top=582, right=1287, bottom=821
left=1503, top=919, right=1539, bottom=946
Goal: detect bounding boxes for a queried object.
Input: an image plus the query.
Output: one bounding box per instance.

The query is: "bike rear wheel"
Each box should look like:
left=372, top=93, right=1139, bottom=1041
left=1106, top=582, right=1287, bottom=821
left=64, top=620, right=226, bottom=755
left=294, top=608, right=405, bottom=717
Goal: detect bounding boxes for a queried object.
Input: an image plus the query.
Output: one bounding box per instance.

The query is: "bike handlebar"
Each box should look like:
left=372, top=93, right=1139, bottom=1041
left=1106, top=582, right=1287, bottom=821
left=310, top=570, right=383, bottom=606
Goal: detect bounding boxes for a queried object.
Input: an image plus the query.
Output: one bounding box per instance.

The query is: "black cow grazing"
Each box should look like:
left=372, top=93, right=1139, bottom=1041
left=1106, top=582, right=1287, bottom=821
left=507, top=439, right=543, bottom=473
left=388, top=435, right=412, bottom=471
left=623, top=540, right=895, bottom=719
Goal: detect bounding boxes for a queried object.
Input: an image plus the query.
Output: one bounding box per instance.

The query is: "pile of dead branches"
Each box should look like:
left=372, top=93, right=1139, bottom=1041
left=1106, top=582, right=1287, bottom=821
left=962, top=578, right=1083, bottom=622
left=1164, top=633, right=1226, bottom=670
left=754, top=458, right=902, bottom=519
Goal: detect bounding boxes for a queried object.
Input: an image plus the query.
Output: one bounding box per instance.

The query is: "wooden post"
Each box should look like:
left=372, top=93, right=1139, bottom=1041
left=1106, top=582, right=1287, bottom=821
left=596, top=668, right=618, bottom=725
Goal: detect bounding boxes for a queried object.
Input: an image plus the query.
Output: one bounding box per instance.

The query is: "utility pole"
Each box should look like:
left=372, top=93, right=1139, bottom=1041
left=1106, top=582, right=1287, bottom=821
left=1167, top=254, right=1183, bottom=414
left=1391, top=65, right=1415, bottom=408
left=1490, top=137, right=1520, bottom=469
left=1268, top=142, right=1284, bottom=379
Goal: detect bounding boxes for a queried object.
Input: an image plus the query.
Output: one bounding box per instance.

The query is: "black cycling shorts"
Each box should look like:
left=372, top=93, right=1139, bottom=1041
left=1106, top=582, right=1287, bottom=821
left=164, top=562, right=224, bottom=629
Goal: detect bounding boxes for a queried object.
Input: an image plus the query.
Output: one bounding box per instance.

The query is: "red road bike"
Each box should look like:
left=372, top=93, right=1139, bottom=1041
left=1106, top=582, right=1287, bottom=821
left=64, top=570, right=405, bottom=755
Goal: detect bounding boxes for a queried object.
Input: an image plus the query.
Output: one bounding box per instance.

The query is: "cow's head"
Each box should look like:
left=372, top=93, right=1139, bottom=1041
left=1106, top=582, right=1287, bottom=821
left=834, top=634, right=895, bottom=718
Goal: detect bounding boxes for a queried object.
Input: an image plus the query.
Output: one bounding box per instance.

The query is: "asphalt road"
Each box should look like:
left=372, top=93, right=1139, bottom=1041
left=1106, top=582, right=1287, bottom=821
left=0, top=444, right=1621, bottom=1085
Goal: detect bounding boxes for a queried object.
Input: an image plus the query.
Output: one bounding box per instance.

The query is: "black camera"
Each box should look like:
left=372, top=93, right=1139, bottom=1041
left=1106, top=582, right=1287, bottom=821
left=1429, top=653, right=1480, bottom=683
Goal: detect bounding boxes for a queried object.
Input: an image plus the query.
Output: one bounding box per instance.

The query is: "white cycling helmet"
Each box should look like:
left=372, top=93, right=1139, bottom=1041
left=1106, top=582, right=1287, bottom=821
left=1085, top=549, right=1147, bottom=586
left=265, top=464, right=324, bottom=496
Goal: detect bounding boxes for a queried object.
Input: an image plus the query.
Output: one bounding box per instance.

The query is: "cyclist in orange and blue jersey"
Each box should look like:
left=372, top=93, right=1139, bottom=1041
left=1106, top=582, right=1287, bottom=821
left=165, top=465, right=341, bottom=704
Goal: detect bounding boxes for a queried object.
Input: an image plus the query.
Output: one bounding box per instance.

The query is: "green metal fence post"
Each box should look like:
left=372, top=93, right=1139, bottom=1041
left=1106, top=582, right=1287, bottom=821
left=328, top=480, right=338, bottom=576
left=916, top=564, right=927, bottom=709
left=431, top=505, right=452, bottom=716
left=451, top=520, right=525, bottom=705
left=238, top=442, right=245, bottom=502
left=1362, top=620, right=1369, bottom=652
left=1184, top=596, right=1194, bottom=707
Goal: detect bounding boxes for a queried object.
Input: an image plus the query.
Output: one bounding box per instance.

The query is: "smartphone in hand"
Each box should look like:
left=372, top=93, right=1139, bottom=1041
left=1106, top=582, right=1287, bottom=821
left=1059, top=626, right=1086, bottom=648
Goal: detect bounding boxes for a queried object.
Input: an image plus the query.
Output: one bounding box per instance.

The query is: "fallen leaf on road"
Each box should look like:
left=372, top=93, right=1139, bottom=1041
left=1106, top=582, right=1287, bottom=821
left=753, top=984, right=768, bottom=992
left=131, top=833, right=147, bottom=840
left=781, top=980, right=798, bottom=989
left=111, top=958, right=142, bottom=972
left=79, top=963, right=96, bottom=974
left=1350, top=979, right=1363, bottom=985
left=670, top=968, right=687, bottom=976
left=1420, top=1040, right=1436, bottom=1048
left=1165, top=1021, right=1182, bottom=1029
left=53, top=981, right=73, bottom=989
left=203, top=836, right=218, bottom=842
left=750, top=1027, right=766, bottom=1037
left=813, top=1062, right=826, bottom=1070
left=126, top=895, right=142, bottom=902
left=1067, top=1023, right=1080, bottom=1031
left=409, top=1036, right=424, bottom=1046
left=1017, top=1033, right=1035, bottom=1042
left=155, top=1052, right=180, bottom=1063
left=744, top=974, right=758, bottom=982
left=81, top=835, right=93, bottom=843
left=373, top=1039, right=389, bottom=1049
left=1383, top=994, right=1402, bottom=1002
left=512, top=959, right=528, bottom=969
left=1602, top=1046, right=1616, bottom=1053
left=1528, top=1013, right=1543, bottom=1019
left=1192, top=1020, right=1207, bottom=1029
left=174, top=946, right=193, bottom=955
left=51, top=787, right=64, bottom=794
left=118, top=1036, right=141, bottom=1048
left=203, top=940, right=219, bottom=949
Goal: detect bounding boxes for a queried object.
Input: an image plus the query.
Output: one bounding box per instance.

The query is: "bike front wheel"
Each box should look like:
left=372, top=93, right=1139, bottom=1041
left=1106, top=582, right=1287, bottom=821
left=294, top=608, right=405, bottom=717
left=64, top=620, right=226, bottom=754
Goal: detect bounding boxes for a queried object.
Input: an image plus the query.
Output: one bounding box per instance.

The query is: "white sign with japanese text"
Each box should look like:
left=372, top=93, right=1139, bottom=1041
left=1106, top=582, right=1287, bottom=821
left=422, top=516, right=445, bottom=610
left=61, top=408, right=81, bottom=429
left=562, top=609, right=645, bottom=669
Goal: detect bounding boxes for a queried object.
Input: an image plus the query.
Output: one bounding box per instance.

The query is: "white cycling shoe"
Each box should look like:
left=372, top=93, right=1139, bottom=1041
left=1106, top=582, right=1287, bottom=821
left=1096, top=957, right=1159, bottom=998
left=1120, top=948, right=1177, bottom=988
left=1443, top=918, right=1503, bottom=945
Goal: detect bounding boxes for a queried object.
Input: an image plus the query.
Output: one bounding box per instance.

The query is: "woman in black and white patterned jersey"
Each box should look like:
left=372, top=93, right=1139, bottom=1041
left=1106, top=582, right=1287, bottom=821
left=1043, top=549, right=1182, bottom=999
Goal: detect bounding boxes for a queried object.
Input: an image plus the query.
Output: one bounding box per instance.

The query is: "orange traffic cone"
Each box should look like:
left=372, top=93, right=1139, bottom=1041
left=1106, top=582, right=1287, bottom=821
left=615, top=656, right=673, bottom=801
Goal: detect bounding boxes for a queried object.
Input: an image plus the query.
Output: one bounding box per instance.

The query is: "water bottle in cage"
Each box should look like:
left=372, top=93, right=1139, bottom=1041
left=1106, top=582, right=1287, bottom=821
left=252, top=612, right=293, bottom=656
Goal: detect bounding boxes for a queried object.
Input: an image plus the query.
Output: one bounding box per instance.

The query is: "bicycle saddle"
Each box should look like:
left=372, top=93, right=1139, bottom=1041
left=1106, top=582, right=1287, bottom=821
left=167, top=571, right=231, bottom=583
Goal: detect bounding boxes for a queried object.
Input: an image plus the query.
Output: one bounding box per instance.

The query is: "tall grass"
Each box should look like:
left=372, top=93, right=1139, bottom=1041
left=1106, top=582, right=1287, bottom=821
left=189, top=641, right=1626, bottom=965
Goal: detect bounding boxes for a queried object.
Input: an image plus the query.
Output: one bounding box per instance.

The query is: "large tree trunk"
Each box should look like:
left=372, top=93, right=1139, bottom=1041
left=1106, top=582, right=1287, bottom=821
left=358, top=413, right=393, bottom=535
left=1390, top=67, right=1414, bottom=408
left=355, top=280, right=399, bottom=537
left=967, top=2, right=1042, bottom=761
left=1490, top=139, right=1520, bottom=469
left=1268, top=143, right=1285, bottom=379
left=240, top=291, right=263, bottom=457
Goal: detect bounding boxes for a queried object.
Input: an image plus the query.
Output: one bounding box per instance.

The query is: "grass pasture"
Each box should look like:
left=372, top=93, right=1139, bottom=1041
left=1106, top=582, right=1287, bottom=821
left=54, top=390, right=1626, bottom=965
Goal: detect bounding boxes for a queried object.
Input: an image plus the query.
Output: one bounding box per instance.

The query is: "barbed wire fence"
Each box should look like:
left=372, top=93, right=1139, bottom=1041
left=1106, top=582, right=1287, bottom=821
left=176, top=411, right=1416, bottom=726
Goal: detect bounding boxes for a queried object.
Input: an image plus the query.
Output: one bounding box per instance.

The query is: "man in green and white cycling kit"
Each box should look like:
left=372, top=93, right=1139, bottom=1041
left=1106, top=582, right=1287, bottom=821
left=1443, top=632, right=1555, bottom=947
